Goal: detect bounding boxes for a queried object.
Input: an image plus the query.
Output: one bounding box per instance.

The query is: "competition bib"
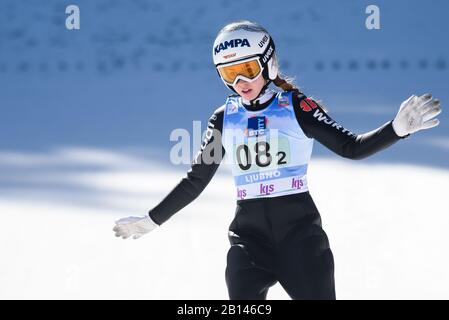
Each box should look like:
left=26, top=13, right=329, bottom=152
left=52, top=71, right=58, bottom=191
left=222, top=91, right=314, bottom=200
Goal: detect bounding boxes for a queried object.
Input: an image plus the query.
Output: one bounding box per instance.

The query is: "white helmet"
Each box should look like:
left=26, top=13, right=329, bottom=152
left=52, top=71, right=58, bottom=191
left=212, top=21, right=279, bottom=92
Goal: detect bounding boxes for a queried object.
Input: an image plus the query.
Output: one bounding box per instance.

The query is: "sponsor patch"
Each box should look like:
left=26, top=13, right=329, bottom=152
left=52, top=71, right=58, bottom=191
left=278, top=93, right=289, bottom=107
left=223, top=53, right=237, bottom=59
left=214, top=38, right=251, bottom=55
left=299, top=98, right=318, bottom=112
left=246, top=116, right=267, bottom=137
left=227, top=101, right=239, bottom=114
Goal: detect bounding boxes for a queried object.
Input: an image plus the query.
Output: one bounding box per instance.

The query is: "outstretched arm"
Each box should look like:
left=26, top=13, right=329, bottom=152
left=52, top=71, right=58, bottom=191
left=149, top=106, right=226, bottom=225
left=292, top=93, right=404, bottom=160
left=292, top=93, right=441, bottom=160
left=113, top=106, right=226, bottom=239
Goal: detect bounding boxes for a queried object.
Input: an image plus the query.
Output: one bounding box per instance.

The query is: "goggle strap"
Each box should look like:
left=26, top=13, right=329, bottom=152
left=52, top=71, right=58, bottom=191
left=259, top=37, right=276, bottom=68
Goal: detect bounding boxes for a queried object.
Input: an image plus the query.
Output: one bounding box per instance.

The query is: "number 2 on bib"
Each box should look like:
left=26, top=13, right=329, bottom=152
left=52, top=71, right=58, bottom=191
left=235, top=140, right=288, bottom=171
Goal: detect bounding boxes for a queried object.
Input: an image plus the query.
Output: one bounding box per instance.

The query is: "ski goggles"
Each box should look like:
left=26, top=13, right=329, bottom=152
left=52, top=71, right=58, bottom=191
left=216, top=57, right=263, bottom=86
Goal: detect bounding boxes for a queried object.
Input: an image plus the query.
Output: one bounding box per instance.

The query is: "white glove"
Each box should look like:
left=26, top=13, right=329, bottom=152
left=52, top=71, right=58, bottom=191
left=113, top=215, right=159, bottom=240
left=392, top=93, right=442, bottom=137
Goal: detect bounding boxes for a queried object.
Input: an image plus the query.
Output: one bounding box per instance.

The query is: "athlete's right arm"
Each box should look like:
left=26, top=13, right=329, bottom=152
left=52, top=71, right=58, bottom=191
left=113, top=106, right=225, bottom=239
left=148, top=106, right=226, bottom=225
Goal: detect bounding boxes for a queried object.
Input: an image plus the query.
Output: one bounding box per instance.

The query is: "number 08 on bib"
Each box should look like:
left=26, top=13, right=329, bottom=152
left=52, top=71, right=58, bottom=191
left=223, top=91, right=314, bottom=200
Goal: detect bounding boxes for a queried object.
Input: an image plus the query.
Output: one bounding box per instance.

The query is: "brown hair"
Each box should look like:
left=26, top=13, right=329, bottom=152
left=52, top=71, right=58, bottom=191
left=272, top=74, right=302, bottom=96
left=272, top=65, right=329, bottom=112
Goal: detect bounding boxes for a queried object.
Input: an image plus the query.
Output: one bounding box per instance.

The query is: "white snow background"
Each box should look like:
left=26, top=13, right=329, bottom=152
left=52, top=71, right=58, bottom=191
left=0, top=148, right=448, bottom=299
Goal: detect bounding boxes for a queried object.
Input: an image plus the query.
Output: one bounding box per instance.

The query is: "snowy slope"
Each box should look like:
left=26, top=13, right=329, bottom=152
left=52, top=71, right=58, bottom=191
left=0, top=149, right=448, bottom=299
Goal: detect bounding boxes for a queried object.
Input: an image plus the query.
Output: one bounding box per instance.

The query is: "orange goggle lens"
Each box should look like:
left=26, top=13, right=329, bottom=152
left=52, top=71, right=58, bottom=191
left=217, top=59, right=262, bottom=85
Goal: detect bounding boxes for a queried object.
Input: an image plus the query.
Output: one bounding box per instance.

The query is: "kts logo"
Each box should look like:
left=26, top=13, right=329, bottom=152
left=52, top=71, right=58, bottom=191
left=245, top=116, right=267, bottom=137
left=299, top=98, right=318, bottom=112
left=214, top=39, right=251, bottom=55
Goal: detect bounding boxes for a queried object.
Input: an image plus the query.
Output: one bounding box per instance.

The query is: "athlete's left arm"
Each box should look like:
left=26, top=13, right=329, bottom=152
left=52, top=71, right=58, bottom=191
left=292, top=93, right=409, bottom=160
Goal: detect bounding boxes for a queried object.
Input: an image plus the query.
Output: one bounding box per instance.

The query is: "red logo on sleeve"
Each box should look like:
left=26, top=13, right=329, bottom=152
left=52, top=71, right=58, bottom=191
left=299, top=98, right=318, bottom=112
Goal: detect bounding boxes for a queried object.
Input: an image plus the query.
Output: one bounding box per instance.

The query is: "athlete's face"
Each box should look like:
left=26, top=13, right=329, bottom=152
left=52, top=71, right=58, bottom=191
left=233, top=75, right=267, bottom=101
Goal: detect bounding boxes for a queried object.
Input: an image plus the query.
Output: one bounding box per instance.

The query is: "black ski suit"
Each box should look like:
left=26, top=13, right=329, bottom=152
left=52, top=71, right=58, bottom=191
left=148, top=91, right=408, bottom=300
